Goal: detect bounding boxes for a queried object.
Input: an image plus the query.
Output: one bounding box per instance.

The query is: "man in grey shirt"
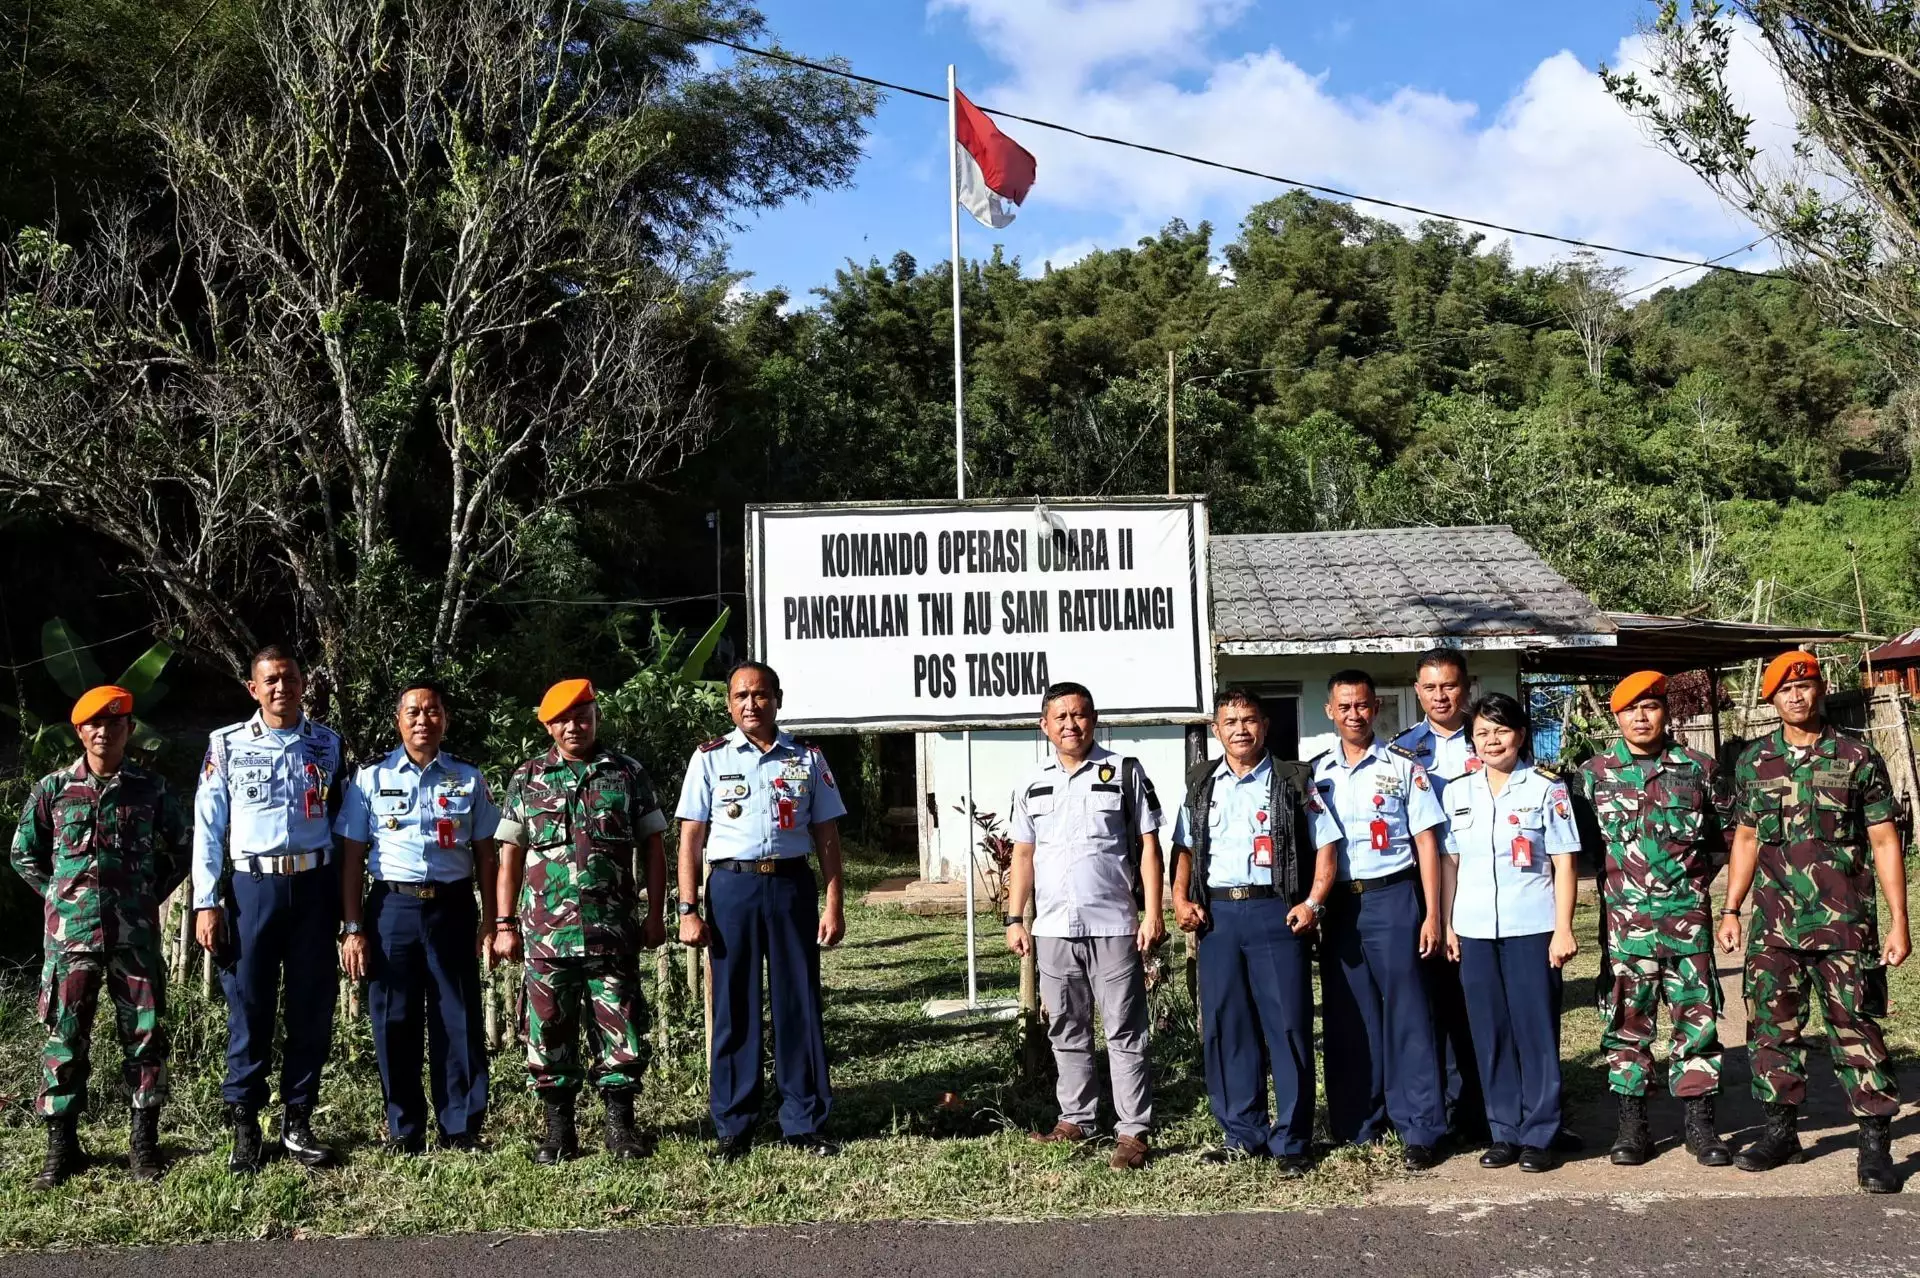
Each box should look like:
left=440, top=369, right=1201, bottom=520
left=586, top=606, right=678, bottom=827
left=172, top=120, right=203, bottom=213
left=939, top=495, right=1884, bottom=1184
left=1004, top=681, right=1165, bottom=1170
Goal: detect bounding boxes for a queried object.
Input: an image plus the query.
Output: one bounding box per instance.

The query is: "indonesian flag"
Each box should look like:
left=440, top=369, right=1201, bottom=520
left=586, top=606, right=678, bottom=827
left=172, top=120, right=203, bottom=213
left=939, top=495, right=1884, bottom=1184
left=955, top=88, right=1036, bottom=229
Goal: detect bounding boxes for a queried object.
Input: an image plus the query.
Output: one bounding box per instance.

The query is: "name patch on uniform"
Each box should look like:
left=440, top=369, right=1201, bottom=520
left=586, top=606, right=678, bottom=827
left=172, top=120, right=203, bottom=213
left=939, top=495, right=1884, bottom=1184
left=719, top=774, right=744, bottom=782
left=1026, top=784, right=1054, bottom=798
left=1090, top=783, right=1121, bottom=794
left=379, top=788, right=405, bottom=796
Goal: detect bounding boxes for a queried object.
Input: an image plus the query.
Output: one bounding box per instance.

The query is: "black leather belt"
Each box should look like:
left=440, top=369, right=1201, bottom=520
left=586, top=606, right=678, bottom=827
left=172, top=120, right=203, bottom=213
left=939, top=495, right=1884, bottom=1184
left=1342, top=865, right=1418, bottom=895
left=1215, top=885, right=1277, bottom=901
left=373, top=880, right=460, bottom=899
left=712, top=857, right=809, bottom=876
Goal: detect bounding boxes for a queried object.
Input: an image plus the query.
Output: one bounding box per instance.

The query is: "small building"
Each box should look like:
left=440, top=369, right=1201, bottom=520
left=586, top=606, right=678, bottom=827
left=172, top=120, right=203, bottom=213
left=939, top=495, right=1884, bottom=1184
left=1863, top=626, right=1920, bottom=696
left=916, top=525, right=1618, bottom=883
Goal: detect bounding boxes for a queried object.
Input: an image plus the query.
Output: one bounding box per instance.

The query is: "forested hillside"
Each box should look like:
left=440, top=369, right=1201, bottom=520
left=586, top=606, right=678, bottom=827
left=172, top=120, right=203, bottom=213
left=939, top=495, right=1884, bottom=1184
left=699, top=196, right=1917, bottom=631
left=3, top=0, right=1917, bottom=765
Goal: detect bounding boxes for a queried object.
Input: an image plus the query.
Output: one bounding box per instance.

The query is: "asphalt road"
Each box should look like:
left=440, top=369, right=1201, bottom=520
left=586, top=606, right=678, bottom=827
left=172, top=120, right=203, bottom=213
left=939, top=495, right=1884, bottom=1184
left=10, top=1195, right=1920, bottom=1278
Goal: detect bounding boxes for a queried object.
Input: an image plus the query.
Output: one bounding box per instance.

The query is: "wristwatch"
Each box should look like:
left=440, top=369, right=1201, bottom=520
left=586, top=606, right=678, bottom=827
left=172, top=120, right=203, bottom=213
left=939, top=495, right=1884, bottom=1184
left=677, top=901, right=700, bottom=917
left=1304, top=898, right=1326, bottom=920
left=339, top=921, right=364, bottom=938
left=493, top=914, right=520, bottom=931
left=1003, top=914, right=1024, bottom=928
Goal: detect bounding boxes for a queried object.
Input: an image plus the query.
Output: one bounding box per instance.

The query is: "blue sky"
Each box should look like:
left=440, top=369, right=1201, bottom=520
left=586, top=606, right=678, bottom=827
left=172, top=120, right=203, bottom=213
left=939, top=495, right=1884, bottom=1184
left=722, top=1, right=1789, bottom=303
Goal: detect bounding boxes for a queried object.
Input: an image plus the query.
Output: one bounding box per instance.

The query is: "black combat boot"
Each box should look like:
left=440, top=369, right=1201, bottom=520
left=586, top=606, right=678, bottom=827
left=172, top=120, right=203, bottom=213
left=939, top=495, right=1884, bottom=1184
left=279, top=1103, right=334, bottom=1168
left=1608, top=1093, right=1652, bottom=1166
left=601, top=1089, right=651, bottom=1160
left=1734, top=1102, right=1802, bottom=1172
left=1857, top=1115, right=1901, bottom=1194
left=1682, top=1096, right=1731, bottom=1167
left=33, top=1114, right=80, bottom=1190
left=128, top=1107, right=164, bottom=1183
left=535, top=1095, right=577, bottom=1165
left=227, top=1104, right=264, bottom=1174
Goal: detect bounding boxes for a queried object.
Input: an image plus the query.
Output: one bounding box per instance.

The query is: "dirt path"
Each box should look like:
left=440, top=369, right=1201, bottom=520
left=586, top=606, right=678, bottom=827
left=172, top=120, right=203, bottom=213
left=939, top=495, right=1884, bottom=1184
left=1373, top=945, right=1920, bottom=1205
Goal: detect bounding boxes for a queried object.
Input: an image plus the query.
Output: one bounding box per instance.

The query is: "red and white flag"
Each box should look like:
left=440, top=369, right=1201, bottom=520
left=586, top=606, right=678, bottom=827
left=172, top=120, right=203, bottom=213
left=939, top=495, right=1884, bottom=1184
left=954, top=88, right=1036, bottom=229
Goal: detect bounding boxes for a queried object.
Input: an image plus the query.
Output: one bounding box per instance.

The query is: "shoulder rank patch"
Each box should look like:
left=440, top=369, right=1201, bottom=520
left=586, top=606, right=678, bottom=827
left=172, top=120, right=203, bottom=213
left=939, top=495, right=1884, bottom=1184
left=1387, top=742, right=1417, bottom=760
left=1534, top=764, right=1562, bottom=781
left=698, top=735, right=729, bottom=753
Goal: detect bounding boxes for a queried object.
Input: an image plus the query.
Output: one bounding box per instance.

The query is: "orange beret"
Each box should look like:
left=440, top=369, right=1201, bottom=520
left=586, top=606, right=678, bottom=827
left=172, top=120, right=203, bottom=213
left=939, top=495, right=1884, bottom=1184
left=70, top=685, right=134, bottom=725
left=536, top=678, right=595, bottom=723
left=1760, top=650, right=1822, bottom=700
left=1609, top=671, right=1668, bottom=713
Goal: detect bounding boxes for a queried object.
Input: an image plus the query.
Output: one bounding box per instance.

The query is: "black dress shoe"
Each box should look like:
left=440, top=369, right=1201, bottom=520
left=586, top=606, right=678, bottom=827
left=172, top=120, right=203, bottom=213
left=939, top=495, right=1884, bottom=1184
left=1402, top=1143, right=1445, bottom=1171
left=783, top=1132, right=840, bottom=1157
left=1276, top=1153, right=1315, bottom=1179
left=1519, top=1145, right=1554, bottom=1172
left=438, top=1132, right=480, bottom=1153
left=1479, top=1142, right=1520, bottom=1168
left=715, top=1134, right=753, bottom=1163
left=386, top=1135, right=426, bottom=1156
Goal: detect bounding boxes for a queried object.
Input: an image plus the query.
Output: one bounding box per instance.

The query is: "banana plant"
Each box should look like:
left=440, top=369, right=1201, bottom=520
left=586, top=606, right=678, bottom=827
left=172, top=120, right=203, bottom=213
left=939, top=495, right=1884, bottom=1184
left=3, top=618, right=177, bottom=763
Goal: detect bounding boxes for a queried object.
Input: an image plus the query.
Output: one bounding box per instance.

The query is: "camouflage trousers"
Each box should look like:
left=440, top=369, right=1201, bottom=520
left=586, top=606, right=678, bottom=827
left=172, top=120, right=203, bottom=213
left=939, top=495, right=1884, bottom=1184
left=37, top=946, right=169, bottom=1117
left=1601, top=951, right=1722, bottom=1098
left=1745, top=947, right=1898, bottom=1118
left=521, top=956, right=650, bottom=1094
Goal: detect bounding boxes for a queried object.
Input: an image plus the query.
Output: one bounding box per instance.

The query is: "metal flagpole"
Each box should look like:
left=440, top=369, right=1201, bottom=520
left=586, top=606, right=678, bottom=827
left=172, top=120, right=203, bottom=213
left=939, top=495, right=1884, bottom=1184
left=949, top=64, right=978, bottom=1008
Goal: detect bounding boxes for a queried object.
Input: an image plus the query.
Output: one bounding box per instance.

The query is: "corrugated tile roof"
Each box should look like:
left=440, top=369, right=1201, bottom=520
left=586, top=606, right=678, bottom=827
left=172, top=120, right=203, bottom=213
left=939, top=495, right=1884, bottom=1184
left=1209, top=525, right=1613, bottom=646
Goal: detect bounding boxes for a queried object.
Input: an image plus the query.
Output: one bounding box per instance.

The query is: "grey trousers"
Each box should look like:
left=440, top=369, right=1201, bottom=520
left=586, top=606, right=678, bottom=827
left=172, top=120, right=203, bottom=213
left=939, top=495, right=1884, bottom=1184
left=1036, top=934, right=1153, bottom=1138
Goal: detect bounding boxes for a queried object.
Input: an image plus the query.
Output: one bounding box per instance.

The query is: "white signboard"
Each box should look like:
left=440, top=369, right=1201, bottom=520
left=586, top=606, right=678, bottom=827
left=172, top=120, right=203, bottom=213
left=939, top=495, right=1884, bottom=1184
left=747, top=498, right=1213, bottom=731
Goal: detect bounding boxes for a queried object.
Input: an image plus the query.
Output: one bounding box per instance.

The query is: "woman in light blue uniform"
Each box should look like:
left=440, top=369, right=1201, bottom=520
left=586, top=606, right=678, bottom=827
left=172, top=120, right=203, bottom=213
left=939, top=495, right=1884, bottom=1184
left=1442, top=692, right=1580, bottom=1172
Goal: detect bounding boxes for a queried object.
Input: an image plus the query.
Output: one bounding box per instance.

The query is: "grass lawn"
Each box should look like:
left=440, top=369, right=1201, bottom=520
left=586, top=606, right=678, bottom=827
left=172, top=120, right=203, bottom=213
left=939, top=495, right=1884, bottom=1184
left=0, top=852, right=1914, bottom=1248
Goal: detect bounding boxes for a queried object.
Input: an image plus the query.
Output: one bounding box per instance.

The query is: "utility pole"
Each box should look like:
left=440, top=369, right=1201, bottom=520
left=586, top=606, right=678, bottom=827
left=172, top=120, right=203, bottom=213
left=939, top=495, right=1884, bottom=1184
left=1850, top=540, right=1875, bottom=688
left=1166, top=349, right=1177, bottom=496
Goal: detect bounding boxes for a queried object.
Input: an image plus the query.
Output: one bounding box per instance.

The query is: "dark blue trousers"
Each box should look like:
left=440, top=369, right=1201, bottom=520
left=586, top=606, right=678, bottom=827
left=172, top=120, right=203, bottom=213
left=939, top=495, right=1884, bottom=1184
left=1425, top=948, right=1486, bottom=1135
left=219, top=861, right=338, bottom=1111
left=1199, top=897, right=1315, bottom=1157
left=1459, top=933, right=1562, bottom=1150
left=366, top=884, right=488, bottom=1142
left=706, top=862, right=830, bottom=1140
left=1320, top=878, right=1446, bottom=1148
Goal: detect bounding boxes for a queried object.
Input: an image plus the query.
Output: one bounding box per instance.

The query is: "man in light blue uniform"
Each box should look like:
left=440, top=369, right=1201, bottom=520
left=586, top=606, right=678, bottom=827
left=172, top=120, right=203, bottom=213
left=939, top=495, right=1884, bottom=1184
left=336, top=680, right=501, bottom=1153
left=676, top=661, right=847, bottom=1161
left=1172, top=688, right=1342, bottom=1172
left=1392, top=647, right=1485, bottom=1144
left=192, top=645, right=344, bottom=1172
left=1314, top=668, right=1451, bottom=1169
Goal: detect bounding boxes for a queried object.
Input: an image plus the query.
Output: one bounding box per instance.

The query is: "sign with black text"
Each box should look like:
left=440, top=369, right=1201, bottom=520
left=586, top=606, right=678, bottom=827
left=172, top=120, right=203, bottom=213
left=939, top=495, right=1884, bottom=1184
left=747, top=498, right=1213, bottom=730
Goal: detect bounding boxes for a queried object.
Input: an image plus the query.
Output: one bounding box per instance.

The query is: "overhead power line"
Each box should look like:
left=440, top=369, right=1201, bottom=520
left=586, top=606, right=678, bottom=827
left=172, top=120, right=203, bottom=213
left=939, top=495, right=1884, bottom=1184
left=594, top=4, right=1767, bottom=277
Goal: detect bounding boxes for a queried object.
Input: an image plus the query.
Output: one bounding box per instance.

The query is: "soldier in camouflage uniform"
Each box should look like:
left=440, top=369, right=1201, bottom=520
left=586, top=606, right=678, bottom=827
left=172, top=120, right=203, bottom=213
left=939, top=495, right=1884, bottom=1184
left=492, top=678, right=668, bottom=1163
left=9, top=686, right=189, bottom=1188
left=1577, top=671, right=1731, bottom=1168
left=1720, top=651, right=1909, bottom=1194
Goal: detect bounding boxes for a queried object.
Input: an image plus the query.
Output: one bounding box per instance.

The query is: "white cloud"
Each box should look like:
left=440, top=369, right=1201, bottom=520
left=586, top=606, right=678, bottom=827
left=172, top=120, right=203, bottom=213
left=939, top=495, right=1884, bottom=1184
left=932, top=0, right=1798, bottom=284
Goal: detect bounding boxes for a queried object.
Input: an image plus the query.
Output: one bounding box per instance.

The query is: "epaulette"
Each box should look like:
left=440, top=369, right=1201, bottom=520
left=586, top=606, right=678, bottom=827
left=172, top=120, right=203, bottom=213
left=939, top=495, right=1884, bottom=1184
left=698, top=735, right=729, bottom=753
left=1387, top=742, right=1417, bottom=760
left=1305, top=748, right=1330, bottom=769
left=1533, top=763, right=1562, bottom=781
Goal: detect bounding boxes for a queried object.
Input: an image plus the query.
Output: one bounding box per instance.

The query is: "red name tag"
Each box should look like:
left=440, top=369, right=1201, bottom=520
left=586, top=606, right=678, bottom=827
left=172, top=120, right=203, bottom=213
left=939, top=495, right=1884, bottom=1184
left=435, top=818, right=457, bottom=850
left=1511, top=835, right=1533, bottom=868
left=776, top=796, right=796, bottom=830
left=1252, top=834, right=1274, bottom=867
left=1369, top=818, right=1390, bottom=851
